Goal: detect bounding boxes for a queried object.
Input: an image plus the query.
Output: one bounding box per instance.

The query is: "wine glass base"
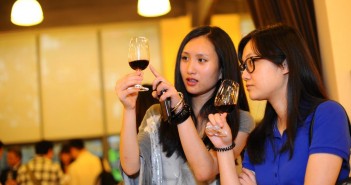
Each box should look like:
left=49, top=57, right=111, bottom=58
left=205, top=125, right=227, bottom=137
left=127, top=84, right=149, bottom=91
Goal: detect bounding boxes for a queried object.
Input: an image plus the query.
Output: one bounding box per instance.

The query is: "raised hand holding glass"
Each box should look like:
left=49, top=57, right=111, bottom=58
left=206, top=79, right=239, bottom=137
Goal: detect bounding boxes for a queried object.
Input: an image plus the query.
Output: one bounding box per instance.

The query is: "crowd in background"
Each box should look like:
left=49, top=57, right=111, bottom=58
left=0, top=139, right=119, bottom=185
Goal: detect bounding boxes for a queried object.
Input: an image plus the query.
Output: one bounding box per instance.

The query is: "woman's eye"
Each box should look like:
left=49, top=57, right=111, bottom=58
left=198, top=58, right=207, bottom=63
left=181, top=56, right=188, bottom=61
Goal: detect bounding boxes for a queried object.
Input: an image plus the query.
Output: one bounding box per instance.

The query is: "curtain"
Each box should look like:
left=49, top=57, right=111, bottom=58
left=246, top=0, right=323, bottom=77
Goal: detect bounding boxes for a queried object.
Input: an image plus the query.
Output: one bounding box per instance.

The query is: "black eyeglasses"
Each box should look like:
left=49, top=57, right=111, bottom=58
left=240, top=56, right=263, bottom=73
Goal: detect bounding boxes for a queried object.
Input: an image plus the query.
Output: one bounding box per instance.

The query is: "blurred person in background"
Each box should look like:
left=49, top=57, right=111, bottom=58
left=59, top=143, right=72, bottom=174
left=67, top=139, right=101, bottom=185
left=0, top=146, right=22, bottom=185
left=16, top=140, right=64, bottom=185
left=0, top=141, right=3, bottom=159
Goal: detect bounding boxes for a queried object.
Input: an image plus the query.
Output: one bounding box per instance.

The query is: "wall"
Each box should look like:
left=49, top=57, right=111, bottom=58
left=0, top=33, right=40, bottom=143
left=314, top=0, right=351, bottom=116
left=0, top=22, right=163, bottom=144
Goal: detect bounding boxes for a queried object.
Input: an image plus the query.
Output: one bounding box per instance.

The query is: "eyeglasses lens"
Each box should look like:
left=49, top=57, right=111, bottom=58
left=247, top=58, right=254, bottom=73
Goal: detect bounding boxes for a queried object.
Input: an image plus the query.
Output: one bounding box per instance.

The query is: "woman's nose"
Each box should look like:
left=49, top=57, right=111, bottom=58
left=241, top=69, right=250, bottom=81
left=186, top=61, right=196, bottom=74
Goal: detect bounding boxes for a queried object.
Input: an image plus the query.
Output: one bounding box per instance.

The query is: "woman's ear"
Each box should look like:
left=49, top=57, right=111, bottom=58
left=282, top=60, right=289, bottom=74
left=219, top=69, right=223, bottom=79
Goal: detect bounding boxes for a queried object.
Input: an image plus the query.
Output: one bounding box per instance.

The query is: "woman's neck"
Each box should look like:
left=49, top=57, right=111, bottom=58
left=270, top=96, right=288, bottom=134
left=191, top=91, right=214, bottom=136
left=268, top=80, right=289, bottom=134
left=191, top=92, right=213, bottom=117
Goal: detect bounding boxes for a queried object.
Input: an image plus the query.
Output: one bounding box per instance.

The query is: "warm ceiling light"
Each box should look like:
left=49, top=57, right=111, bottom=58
left=11, top=0, right=44, bottom=26
left=138, top=0, right=171, bottom=17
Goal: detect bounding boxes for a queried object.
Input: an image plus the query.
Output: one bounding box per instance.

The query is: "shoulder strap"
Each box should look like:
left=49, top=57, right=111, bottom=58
left=309, top=101, right=351, bottom=146
left=25, top=164, right=41, bottom=185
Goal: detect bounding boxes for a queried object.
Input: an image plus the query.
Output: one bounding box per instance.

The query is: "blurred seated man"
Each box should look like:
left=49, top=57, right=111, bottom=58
left=67, top=139, right=101, bottom=185
left=0, top=146, right=22, bottom=185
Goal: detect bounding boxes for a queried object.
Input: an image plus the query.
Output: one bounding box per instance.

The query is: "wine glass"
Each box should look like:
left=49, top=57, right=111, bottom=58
left=128, top=36, right=150, bottom=91
left=206, top=79, right=239, bottom=137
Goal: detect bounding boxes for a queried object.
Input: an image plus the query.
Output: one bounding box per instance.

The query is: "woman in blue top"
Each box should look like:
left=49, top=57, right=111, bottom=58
left=206, top=23, right=351, bottom=185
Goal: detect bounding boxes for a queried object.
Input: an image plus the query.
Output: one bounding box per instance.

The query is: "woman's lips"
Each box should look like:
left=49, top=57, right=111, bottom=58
left=186, top=78, right=198, bottom=86
left=245, top=84, right=253, bottom=90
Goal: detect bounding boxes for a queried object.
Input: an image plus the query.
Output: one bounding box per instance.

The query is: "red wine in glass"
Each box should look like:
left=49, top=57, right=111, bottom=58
left=129, top=59, right=149, bottom=70
left=215, top=104, right=235, bottom=113
left=128, top=36, right=150, bottom=91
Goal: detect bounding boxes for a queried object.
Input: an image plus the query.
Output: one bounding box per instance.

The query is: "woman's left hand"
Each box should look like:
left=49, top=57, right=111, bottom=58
left=206, top=113, right=233, bottom=148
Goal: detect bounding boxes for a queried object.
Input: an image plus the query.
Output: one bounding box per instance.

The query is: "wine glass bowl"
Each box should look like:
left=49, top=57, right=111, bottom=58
left=128, top=36, right=150, bottom=91
left=206, top=79, right=239, bottom=137
left=214, top=79, right=239, bottom=113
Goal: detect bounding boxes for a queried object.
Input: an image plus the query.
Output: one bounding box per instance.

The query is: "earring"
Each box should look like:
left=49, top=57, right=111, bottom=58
left=282, top=62, right=287, bottom=68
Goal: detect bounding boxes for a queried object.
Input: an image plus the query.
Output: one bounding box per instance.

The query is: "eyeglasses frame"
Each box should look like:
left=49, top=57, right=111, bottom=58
left=240, top=56, right=263, bottom=73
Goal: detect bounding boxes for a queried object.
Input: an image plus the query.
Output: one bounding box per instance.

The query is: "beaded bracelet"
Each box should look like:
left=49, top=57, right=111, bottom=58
left=171, top=103, right=191, bottom=125
left=212, top=142, right=236, bottom=152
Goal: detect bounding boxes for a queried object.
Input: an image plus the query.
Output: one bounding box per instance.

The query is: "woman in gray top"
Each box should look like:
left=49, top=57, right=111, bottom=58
left=115, top=25, right=255, bottom=185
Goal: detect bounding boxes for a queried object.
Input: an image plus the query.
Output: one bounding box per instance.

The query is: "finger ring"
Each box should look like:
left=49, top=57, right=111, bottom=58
left=154, top=81, right=163, bottom=91
left=158, top=88, right=167, bottom=98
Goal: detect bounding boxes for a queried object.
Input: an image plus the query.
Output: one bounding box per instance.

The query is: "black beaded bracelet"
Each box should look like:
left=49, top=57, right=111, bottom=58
left=213, top=142, right=236, bottom=152
left=171, top=103, right=191, bottom=125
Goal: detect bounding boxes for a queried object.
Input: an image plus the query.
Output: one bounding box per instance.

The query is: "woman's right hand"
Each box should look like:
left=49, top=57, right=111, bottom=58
left=115, top=70, right=144, bottom=110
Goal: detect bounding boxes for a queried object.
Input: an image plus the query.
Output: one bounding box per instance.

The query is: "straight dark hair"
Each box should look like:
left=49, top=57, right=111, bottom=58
left=68, top=139, right=85, bottom=150
left=238, top=23, right=327, bottom=164
left=159, top=25, right=250, bottom=160
left=35, top=140, right=54, bottom=155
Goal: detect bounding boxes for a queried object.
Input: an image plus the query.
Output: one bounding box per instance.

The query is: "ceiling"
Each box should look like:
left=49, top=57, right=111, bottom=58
left=0, top=0, right=250, bottom=32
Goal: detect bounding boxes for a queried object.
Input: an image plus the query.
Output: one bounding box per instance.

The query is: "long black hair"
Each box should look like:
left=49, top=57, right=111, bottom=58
left=159, top=25, right=250, bottom=160
left=238, top=23, right=327, bottom=164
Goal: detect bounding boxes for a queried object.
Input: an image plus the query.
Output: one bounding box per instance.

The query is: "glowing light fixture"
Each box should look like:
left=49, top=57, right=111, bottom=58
left=138, top=0, right=171, bottom=17
left=11, top=0, right=44, bottom=26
